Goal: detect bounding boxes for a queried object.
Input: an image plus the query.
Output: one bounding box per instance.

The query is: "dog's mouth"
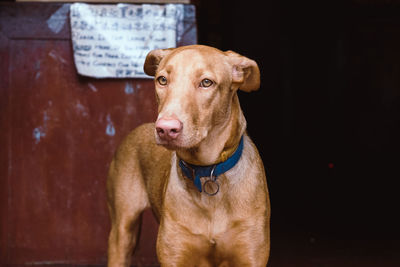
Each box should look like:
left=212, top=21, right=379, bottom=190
left=155, top=133, right=201, bottom=151
left=157, top=141, right=181, bottom=150
left=154, top=133, right=183, bottom=150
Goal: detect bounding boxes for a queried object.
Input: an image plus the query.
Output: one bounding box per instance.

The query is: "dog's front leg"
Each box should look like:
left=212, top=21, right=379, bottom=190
left=106, top=153, right=150, bottom=267
left=107, top=213, right=142, bottom=267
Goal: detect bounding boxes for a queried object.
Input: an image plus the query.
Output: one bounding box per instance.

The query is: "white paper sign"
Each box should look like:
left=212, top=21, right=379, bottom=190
left=70, top=3, right=183, bottom=78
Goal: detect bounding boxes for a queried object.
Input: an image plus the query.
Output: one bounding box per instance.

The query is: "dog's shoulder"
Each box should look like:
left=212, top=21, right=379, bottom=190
left=115, top=122, right=169, bottom=160
left=126, top=122, right=157, bottom=146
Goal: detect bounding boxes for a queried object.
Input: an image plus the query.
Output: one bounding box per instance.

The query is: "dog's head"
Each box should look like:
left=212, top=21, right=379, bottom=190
left=144, top=45, right=260, bottom=150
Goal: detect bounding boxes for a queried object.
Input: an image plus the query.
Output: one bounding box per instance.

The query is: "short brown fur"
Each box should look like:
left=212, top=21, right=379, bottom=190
left=107, top=45, right=270, bottom=267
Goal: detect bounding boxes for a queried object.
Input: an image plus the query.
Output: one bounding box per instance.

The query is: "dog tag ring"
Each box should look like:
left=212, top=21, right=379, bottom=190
left=204, top=180, right=219, bottom=196
left=204, top=165, right=219, bottom=196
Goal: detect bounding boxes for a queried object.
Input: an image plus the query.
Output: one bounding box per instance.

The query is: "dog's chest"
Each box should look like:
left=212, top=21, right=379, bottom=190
left=164, top=190, right=240, bottom=238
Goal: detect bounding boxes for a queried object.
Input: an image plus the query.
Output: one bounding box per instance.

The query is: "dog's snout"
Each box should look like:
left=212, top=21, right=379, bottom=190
left=155, top=118, right=183, bottom=141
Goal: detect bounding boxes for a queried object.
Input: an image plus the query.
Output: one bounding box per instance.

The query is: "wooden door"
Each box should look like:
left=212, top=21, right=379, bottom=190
left=0, top=2, right=196, bottom=265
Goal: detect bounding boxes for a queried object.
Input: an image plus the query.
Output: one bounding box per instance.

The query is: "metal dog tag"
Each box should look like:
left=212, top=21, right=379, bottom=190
left=203, top=179, right=220, bottom=196
left=204, top=165, right=219, bottom=196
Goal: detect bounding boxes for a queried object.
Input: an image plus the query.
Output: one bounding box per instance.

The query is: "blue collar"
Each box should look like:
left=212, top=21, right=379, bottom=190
left=178, top=136, right=244, bottom=193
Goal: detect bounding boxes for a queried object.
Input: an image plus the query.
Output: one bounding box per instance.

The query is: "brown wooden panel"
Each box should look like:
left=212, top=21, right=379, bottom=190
left=0, top=32, right=11, bottom=264
left=0, top=2, right=196, bottom=266
left=0, top=3, right=71, bottom=40
left=7, top=39, right=158, bottom=264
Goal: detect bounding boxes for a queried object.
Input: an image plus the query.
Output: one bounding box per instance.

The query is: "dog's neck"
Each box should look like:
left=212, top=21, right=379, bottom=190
left=176, top=94, right=246, bottom=166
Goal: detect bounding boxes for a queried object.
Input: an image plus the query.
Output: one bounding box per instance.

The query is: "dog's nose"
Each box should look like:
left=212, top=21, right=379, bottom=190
left=155, top=118, right=183, bottom=141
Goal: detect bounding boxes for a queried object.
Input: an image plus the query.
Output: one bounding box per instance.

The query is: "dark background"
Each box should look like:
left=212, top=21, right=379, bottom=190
left=197, top=0, right=400, bottom=265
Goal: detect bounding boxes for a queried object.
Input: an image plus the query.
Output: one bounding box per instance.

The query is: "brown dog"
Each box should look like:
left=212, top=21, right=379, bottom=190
left=107, top=45, right=270, bottom=267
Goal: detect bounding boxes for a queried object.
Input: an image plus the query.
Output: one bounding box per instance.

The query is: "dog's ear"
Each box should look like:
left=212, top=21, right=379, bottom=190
left=224, top=51, right=260, bottom=92
left=143, top=48, right=174, bottom=76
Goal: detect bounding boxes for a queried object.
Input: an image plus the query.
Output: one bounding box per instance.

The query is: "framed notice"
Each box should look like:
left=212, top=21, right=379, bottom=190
left=70, top=3, right=189, bottom=78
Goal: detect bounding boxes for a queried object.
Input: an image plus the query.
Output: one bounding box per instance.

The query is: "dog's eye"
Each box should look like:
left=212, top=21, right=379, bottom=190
left=200, top=79, right=213, bottom=88
left=157, top=76, right=168, bottom=86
